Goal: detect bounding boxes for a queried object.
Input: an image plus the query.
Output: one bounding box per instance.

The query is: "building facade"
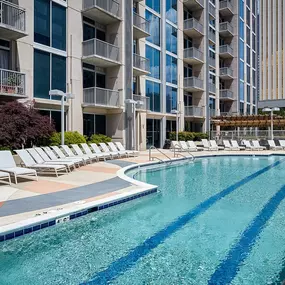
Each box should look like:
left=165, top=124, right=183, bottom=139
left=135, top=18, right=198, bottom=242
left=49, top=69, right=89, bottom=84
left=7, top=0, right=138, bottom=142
left=259, top=0, right=285, bottom=109
left=0, top=0, right=257, bottom=150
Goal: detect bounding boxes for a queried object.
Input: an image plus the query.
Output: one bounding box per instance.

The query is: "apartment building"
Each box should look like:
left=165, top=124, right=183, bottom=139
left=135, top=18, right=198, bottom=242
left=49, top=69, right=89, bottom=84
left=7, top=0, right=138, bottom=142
left=0, top=0, right=257, bottom=150
left=259, top=0, right=285, bottom=109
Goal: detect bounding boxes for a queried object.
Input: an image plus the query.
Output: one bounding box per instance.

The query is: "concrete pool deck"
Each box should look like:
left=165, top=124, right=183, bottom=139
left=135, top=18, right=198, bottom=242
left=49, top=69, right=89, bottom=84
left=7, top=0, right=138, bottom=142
left=0, top=149, right=284, bottom=231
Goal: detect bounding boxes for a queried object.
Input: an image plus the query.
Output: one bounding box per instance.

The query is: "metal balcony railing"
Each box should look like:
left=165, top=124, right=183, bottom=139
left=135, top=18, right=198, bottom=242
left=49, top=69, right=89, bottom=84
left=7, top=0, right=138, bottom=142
left=220, top=67, right=233, bottom=77
left=220, top=89, right=234, bottom=99
left=133, top=53, right=150, bottom=72
left=219, top=22, right=234, bottom=35
left=184, top=106, right=204, bottom=117
left=209, top=57, right=215, bottom=67
left=209, top=83, right=216, bottom=94
left=133, top=94, right=150, bottom=111
left=184, top=47, right=203, bottom=61
left=83, top=87, right=120, bottom=107
left=83, top=0, right=120, bottom=17
left=0, top=0, right=26, bottom=32
left=209, top=3, right=215, bottom=17
left=219, top=44, right=234, bottom=55
left=184, top=77, right=203, bottom=89
left=184, top=18, right=203, bottom=34
left=210, top=109, right=216, bottom=117
left=133, top=12, right=149, bottom=34
left=83, top=38, right=120, bottom=62
left=209, top=30, right=215, bottom=42
left=219, top=0, right=233, bottom=12
left=0, top=68, right=26, bottom=96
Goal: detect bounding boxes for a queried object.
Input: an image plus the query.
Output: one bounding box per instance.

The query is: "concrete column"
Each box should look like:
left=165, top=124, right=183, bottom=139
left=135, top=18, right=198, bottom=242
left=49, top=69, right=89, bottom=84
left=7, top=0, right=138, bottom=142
left=278, top=0, right=282, bottom=100
left=267, top=0, right=272, bottom=101
left=161, top=0, right=166, bottom=147
left=272, top=0, right=277, bottom=100
left=205, top=2, right=210, bottom=133
left=283, top=1, right=285, bottom=100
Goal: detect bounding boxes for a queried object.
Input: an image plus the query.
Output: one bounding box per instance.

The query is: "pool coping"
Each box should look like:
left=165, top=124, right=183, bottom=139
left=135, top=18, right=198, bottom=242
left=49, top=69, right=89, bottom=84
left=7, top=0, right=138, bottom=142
left=1, top=152, right=284, bottom=242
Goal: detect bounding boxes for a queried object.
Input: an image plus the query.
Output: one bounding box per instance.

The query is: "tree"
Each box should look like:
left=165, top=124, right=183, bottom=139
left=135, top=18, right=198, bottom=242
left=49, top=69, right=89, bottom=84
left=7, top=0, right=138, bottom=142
left=0, top=101, right=55, bottom=149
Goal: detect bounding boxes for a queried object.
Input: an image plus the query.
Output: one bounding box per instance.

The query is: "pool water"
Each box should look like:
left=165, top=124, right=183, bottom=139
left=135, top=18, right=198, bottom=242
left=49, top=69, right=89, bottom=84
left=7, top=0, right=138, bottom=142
left=1, top=156, right=285, bottom=285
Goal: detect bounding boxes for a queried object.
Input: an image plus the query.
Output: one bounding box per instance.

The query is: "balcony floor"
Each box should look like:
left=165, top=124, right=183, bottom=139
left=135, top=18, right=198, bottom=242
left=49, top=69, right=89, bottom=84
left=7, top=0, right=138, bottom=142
left=219, top=30, right=234, bottom=38
left=219, top=52, right=234, bottom=59
left=183, top=0, right=204, bottom=11
left=133, top=26, right=150, bottom=40
left=220, top=96, right=235, bottom=101
left=219, top=8, right=234, bottom=17
left=82, top=55, right=121, bottom=68
left=220, top=74, right=234, bottom=80
left=183, top=28, right=203, bottom=38
left=183, top=57, right=204, bottom=65
left=82, top=6, right=121, bottom=25
left=184, top=86, right=204, bottom=92
left=0, top=92, right=27, bottom=100
left=133, top=66, right=150, bottom=76
left=0, top=25, right=27, bottom=40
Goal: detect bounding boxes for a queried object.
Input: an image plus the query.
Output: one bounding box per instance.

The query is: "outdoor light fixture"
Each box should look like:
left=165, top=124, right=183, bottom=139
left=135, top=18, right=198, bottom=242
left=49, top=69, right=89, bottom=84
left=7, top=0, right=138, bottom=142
left=262, top=107, right=280, bottom=140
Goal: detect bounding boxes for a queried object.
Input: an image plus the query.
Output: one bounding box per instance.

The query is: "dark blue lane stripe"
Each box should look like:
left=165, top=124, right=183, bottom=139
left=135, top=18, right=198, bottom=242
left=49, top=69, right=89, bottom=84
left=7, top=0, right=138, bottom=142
left=208, top=184, right=285, bottom=285
left=81, top=159, right=285, bottom=285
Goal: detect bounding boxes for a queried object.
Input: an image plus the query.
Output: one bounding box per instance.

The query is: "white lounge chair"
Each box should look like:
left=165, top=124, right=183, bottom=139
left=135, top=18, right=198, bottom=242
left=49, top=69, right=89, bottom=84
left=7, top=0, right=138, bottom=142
left=179, top=141, right=197, bottom=152
left=108, top=142, right=128, bottom=157
left=71, top=144, right=99, bottom=162
left=223, top=140, right=238, bottom=151
left=279, top=140, right=285, bottom=150
left=89, top=143, right=116, bottom=159
left=243, top=140, right=259, bottom=151
left=0, top=171, right=11, bottom=185
left=231, top=140, right=246, bottom=151
left=187, top=141, right=204, bottom=151
left=49, top=146, right=85, bottom=165
left=80, top=143, right=109, bottom=160
left=15, top=149, right=67, bottom=177
left=61, top=145, right=92, bottom=164
left=0, top=150, right=37, bottom=184
left=268, top=140, right=283, bottom=151
left=27, top=148, right=75, bottom=172
left=99, top=143, right=120, bottom=158
left=201, top=139, right=216, bottom=151
left=210, top=140, right=224, bottom=151
left=171, top=141, right=181, bottom=150
left=252, top=140, right=266, bottom=151
left=115, top=142, right=139, bottom=157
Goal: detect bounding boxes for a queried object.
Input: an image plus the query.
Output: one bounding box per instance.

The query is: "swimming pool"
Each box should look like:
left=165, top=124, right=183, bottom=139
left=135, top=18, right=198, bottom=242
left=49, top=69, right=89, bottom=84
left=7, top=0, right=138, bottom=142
left=1, top=155, right=285, bottom=284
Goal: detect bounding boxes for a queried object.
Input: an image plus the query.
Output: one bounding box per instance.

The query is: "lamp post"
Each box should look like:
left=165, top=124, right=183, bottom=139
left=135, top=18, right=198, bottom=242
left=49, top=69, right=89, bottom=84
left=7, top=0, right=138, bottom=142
left=49, top=90, right=74, bottom=145
left=171, top=109, right=179, bottom=142
left=262, top=107, right=280, bottom=140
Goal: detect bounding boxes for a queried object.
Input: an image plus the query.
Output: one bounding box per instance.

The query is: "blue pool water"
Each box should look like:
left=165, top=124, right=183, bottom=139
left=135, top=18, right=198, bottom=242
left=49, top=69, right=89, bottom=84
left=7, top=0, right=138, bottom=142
left=1, top=156, right=285, bottom=284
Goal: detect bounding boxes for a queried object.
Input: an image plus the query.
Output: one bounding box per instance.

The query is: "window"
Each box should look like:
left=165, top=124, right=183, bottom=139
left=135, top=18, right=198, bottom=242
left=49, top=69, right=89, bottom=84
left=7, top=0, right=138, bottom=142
left=166, top=120, right=176, bottom=139
left=240, top=0, right=244, bottom=19
left=246, top=104, right=250, bottom=115
left=240, top=102, right=244, bottom=114
left=83, top=114, right=106, bottom=137
left=146, top=80, right=161, bottom=112
left=246, top=8, right=250, bottom=25
left=0, top=40, right=10, bottom=69
left=252, top=51, right=256, bottom=68
left=239, top=39, right=244, bottom=60
left=166, top=55, right=177, bottom=84
left=147, top=119, right=161, bottom=148
left=166, top=0, right=177, bottom=24
left=252, top=70, right=256, bottom=87
left=34, top=0, right=66, bottom=51
left=253, top=88, right=256, bottom=104
left=246, top=26, right=250, bottom=45
left=146, top=0, right=160, bottom=13
left=166, top=86, right=177, bottom=113
left=246, top=84, right=250, bottom=103
left=239, top=60, right=244, bottom=81
left=146, top=10, right=160, bottom=46
left=34, top=49, right=66, bottom=99
left=184, top=65, right=192, bottom=78
left=247, top=46, right=250, bottom=65
left=166, top=23, right=177, bottom=54
left=247, top=65, right=250, bottom=83
left=146, top=45, right=160, bottom=79
left=239, top=81, right=244, bottom=101
left=239, top=19, right=244, bottom=39
left=39, top=110, right=66, bottom=132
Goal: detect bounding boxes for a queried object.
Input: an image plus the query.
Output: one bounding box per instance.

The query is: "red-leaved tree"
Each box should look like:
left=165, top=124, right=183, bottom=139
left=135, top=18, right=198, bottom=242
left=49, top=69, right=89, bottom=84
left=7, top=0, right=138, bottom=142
left=0, top=101, right=55, bottom=149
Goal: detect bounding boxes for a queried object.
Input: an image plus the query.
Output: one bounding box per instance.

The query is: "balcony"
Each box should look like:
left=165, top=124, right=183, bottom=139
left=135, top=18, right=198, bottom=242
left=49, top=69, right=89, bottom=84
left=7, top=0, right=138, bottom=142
left=183, top=47, right=203, bottom=65
left=133, top=94, right=150, bottom=112
left=220, top=67, right=234, bottom=79
left=184, top=18, right=203, bottom=38
left=82, top=38, right=121, bottom=67
left=219, top=0, right=234, bottom=16
left=184, top=77, right=204, bottom=92
left=133, top=54, right=150, bottom=76
left=210, top=109, right=216, bottom=117
left=209, top=57, right=215, bottom=69
left=209, top=30, right=215, bottom=43
left=220, top=89, right=234, bottom=101
left=83, top=87, right=120, bottom=108
left=209, top=3, right=215, bottom=19
left=0, top=69, right=26, bottom=99
left=219, top=45, right=234, bottom=58
left=133, top=12, right=150, bottom=39
left=0, top=0, right=26, bottom=40
left=184, top=106, right=204, bottom=118
left=82, top=0, right=121, bottom=25
left=209, top=83, right=216, bottom=94
left=219, top=22, right=234, bottom=37
left=182, top=0, right=204, bottom=11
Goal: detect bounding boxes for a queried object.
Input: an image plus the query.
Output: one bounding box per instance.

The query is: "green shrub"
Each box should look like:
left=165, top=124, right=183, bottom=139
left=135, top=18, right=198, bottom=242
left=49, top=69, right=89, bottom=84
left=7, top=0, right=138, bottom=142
left=88, top=134, right=112, bottom=144
left=169, top=131, right=208, bottom=141
left=49, top=131, right=86, bottom=146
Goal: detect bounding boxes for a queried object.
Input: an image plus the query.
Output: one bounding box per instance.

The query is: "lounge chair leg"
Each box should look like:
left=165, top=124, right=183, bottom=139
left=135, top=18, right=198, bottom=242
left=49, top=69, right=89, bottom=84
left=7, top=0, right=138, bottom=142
left=55, top=169, right=58, bottom=177
left=8, top=175, right=11, bottom=185
left=14, top=174, right=17, bottom=184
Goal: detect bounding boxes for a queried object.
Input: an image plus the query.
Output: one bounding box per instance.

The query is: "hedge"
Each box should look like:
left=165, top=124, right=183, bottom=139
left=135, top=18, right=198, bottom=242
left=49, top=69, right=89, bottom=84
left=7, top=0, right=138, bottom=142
left=88, top=134, right=112, bottom=144
left=49, top=131, right=86, bottom=146
left=169, top=131, right=208, bottom=141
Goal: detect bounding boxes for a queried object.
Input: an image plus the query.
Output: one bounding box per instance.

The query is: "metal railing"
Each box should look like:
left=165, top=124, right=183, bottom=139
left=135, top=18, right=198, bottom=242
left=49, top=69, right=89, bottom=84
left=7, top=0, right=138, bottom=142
left=220, top=112, right=232, bottom=116
left=83, top=0, right=121, bottom=18
left=184, top=106, right=204, bottom=117
left=219, top=44, right=234, bottom=55
left=220, top=67, right=233, bottom=77
left=82, top=38, right=120, bottom=62
left=173, top=143, right=195, bottom=162
left=209, top=82, right=216, bottom=94
left=219, top=0, right=233, bottom=12
left=133, top=53, right=150, bottom=72
left=183, top=47, right=203, bottom=61
left=184, top=18, right=203, bottom=34
left=133, top=12, right=149, bottom=34
left=210, top=109, right=216, bottom=117
left=133, top=94, right=150, bottom=111
left=219, top=22, right=234, bottom=35
left=209, top=30, right=215, bottom=42
left=184, top=77, right=203, bottom=90
left=0, top=0, right=26, bottom=32
left=220, top=89, right=234, bottom=99
left=209, top=57, right=215, bottom=67
left=209, top=3, right=215, bottom=17
left=149, top=146, right=172, bottom=164
left=0, top=68, right=25, bottom=96
left=83, top=87, right=120, bottom=107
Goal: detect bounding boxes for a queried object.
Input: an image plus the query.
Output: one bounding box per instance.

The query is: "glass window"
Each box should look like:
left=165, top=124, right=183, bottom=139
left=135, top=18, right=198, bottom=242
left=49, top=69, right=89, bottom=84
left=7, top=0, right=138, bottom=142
left=246, top=26, right=250, bottom=45
left=240, top=0, right=244, bottom=19
left=252, top=70, right=256, bottom=87
left=247, top=65, right=250, bottom=83
left=39, top=110, right=66, bottom=132
left=246, top=104, right=250, bottom=115
left=83, top=114, right=106, bottom=137
left=252, top=15, right=256, bottom=33
left=52, top=54, right=66, bottom=92
left=34, top=0, right=50, bottom=46
left=240, top=102, right=244, bottom=115
left=166, top=23, right=177, bottom=54
left=239, top=81, right=244, bottom=101
left=239, top=19, right=244, bottom=39
left=166, top=120, right=176, bottom=139
left=146, top=80, right=161, bottom=112
left=252, top=51, right=256, bottom=68
left=146, top=10, right=160, bottom=46
left=83, top=23, right=95, bottom=41
left=146, top=119, right=161, bottom=148
left=246, top=8, right=250, bottom=25
left=209, top=97, right=215, bottom=110
left=184, top=65, right=192, bottom=78
left=166, top=86, right=177, bottom=113
left=52, top=2, right=66, bottom=50
left=34, top=49, right=50, bottom=99
left=83, top=70, right=95, bottom=89
left=253, top=88, right=256, bottom=104
left=146, top=45, right=160, bottom=79
left=166, top=0, right=177, bottom=24
left=239, top=39, right=244, bottom=60
left=239, top=60, right=244, bottom=81
left=247, top=46, right=250, bottom=64
left=246, top=84, right=250, bottom=103
left=166, top=55, right=177, bottom=84
left=146, top=0, right=160, bottom=13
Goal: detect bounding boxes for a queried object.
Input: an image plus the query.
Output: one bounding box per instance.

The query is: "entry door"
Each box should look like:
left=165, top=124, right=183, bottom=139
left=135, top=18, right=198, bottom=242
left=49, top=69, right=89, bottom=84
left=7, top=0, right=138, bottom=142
left=146, top=119, right=161, bottom=149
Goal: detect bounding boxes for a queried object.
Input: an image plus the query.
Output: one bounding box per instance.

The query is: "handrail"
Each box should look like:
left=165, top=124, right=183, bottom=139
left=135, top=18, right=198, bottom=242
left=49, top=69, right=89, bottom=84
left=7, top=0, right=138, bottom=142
left=149, top=146, right=172, bottom=164
left=173, top=143, right=195, bottom=162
